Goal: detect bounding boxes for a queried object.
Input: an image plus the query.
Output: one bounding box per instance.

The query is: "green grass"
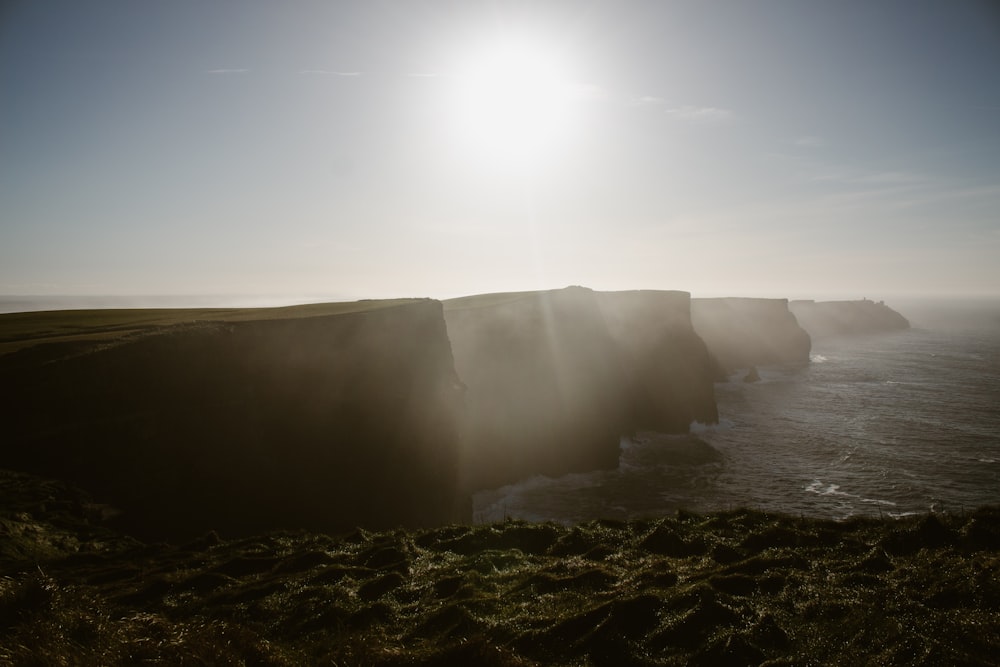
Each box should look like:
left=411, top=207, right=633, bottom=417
left=0, top=298, right=424, bottom=356
left=2, top=469, right=998, bottom=666
left=443, top=290, right=542, bottom=312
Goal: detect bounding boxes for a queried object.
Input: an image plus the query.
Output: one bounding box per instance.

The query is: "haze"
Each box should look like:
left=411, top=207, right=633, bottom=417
left=2, top=1, right=999, bottom=303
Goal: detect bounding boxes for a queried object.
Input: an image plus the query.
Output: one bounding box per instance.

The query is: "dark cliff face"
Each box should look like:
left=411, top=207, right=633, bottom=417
left=597, top=290, right=718, bottom=430
left=0, top=300, right=464, bottom=540
left=691, top=298, right=811, bottom=373
left=789, top=299, right=910, bottom=338
left=2, top=288, right=728, bottom=535
left=445, top=287, right=631, bottom=492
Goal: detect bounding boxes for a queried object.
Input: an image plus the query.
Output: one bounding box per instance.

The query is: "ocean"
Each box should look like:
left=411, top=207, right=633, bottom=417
left=474, top=299, right=1000, bottom=523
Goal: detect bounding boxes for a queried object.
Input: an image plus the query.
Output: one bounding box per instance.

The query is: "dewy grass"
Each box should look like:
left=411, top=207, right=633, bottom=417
left=1, top=469, right=998, bottom=666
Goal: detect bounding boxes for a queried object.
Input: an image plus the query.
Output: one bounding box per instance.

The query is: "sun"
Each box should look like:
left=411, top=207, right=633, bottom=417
left=446, top=38, right=579, bottom=169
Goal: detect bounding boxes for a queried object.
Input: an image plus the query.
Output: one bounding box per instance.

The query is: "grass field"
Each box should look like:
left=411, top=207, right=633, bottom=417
left=1, top=469, right=998, bottom=666
left=0, top=298, right=423, bottom=356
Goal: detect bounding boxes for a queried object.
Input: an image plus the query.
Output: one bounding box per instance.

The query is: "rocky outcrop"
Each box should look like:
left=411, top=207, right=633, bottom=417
left=444, top=287, right=631, bottom=492
left=0, top=300, right=464, bottom=540
left=596, top=290, right=718, bottom=431
left=691, top=298, right=811, bottom=374
left=789, top=299, right=910, bottom=338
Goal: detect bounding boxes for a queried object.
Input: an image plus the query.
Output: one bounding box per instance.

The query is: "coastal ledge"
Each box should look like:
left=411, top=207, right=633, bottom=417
left=790, top=298, right=910, bottom=338
left=1, top=468, right=998, bottom=666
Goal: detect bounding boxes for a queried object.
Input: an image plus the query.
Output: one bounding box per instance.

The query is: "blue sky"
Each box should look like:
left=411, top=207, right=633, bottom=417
left=2, top=1, right=999, bottom=301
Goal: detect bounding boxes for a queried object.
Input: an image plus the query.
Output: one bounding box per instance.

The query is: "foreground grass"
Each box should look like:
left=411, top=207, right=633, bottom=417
left=1, top=470, right=998, bottom=666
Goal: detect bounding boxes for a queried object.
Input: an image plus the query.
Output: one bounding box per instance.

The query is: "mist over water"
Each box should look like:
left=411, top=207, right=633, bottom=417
left=475, top=299, right=1000, bottom=522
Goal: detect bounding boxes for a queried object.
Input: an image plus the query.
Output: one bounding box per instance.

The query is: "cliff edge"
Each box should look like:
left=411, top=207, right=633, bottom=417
left=691, top=298, right=811, bottom=373
left=597, top=290, right=718, bottom=430
left=445, top=287, right=631, bottom=492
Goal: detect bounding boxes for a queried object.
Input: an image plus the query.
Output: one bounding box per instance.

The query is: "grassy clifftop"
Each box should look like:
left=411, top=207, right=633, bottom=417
left=0, top=299, right=422, bottom=357
left=2, top=470, right=998, bottom=666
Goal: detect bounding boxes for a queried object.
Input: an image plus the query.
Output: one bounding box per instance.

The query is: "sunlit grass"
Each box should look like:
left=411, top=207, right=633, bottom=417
left=2, top=469, right=997, bottom=666
left=0, top=298, right=423, bottom=356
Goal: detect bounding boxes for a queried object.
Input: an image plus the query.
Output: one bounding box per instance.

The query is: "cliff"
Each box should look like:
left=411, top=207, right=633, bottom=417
left=691, top=298, right=811, bottom=373
left=1, top=287, right=727, bottom=535
left=0, top=300, right=464, bottom=540
left=790, top=299, right=910, bottom=338
left=444, top=287, right=631, bottom=491
left=596, top=290, right=718, bottom=430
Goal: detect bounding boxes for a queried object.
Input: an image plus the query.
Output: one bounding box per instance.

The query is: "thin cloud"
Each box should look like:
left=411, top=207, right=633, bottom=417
left=885, top=183, right=1000, bottom=210
left=300, top=69, right=361, bottom=76
left=406, top=72, right=448, bottom=78
left=631, top=95, right=666, bottom=106
left=627, top=95, right=734, bottom=119
left=861, top=171, right=923, bottom=185
left=666, top=106, right=734, bottom=122
left=803, top=171, right=997, bottom=213
left=206, top=68, right=249, bottom=74
left=810, top=168, right=926, bottom=186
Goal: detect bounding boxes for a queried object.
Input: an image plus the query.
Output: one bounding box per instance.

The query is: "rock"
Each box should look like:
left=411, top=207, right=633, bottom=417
left=691, top=298, right=811, bottom=373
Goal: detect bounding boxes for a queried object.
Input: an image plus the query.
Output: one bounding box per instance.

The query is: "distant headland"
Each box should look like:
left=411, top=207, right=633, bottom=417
left=790, top=298, right=910, bottom=338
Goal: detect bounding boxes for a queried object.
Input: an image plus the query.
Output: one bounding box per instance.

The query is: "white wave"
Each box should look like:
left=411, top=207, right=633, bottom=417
left=810, top=354, right=828, bottom=363
left=861, top=497, right=897, bottom=507
left=805, top=480, right=849, bottom=497
left=689, top=419, right=734, bottom=434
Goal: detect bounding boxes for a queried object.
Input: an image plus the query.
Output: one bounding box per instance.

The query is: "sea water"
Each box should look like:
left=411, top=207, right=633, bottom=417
left=474, top=299, right=1000, bottom=522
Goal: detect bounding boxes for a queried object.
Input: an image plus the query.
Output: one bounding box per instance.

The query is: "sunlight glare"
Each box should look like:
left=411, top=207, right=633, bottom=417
left=447, top=38, right=579, bottom=169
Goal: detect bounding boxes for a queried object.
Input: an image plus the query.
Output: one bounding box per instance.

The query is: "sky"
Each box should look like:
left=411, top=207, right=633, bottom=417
left=2, top=0, right=999, bottom=303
